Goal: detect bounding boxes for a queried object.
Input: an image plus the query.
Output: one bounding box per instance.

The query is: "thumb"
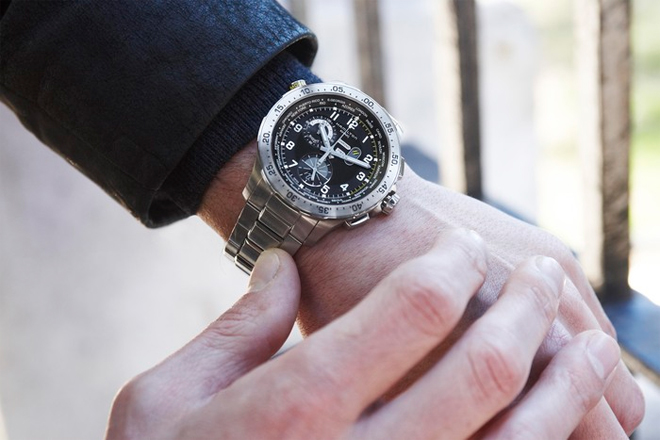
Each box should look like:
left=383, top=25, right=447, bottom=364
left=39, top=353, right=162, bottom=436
left=154, top=249, right=301, bottom=398
left=205, top=249, right=302, bottom=377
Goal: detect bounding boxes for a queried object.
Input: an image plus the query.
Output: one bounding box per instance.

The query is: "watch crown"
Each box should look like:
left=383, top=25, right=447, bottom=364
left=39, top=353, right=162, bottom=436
left=381, top=191, right=400, bottom=215
left=290, top=80, right=308, bottom=90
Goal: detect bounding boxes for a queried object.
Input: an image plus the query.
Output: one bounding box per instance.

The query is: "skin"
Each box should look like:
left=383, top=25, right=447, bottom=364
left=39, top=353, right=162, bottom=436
left=199, top=140, right=645, bottom=437
left=106, top=233, right=621, bottom=439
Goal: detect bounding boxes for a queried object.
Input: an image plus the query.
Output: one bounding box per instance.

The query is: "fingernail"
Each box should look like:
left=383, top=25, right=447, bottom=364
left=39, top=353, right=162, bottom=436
left=586, top=333, right=621, bottom=380
left=534, top=256, right=565, bottom=297
left=248, top=250, right=280, bottom=292
left=461, top=229, right=488, bottom=273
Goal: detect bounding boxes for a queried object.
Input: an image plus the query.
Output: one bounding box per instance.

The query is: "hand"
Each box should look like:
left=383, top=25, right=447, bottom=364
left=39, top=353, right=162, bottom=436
left=105, top=233, right=619, bottom=440
left=318, top=144, right=370, bottom=168
left=199, top=142, right=645, bottom=437
left=295, top=169, right=644, bottom=437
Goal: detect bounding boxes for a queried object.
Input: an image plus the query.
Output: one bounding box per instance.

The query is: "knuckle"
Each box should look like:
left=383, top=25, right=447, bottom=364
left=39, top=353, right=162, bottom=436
left=112, top=381, right=135, bottom=412
left=265, top=392, right=317, bottom=430
left=111, top=375, right=153, bottom=419
left=393, top=268, right=462, bottom=337
left=466, top=333, right=528, bottom=403
left=255, top=379, right=312, bottom=429
left=253, top=399, right=303, bottom=435
left=507, top=261, right=560, bottom=327
left=528, top=283, right=559, bottom=325
left=560, top=368, right=601, bottom=414
left=545, top=235, right=575, bottom=266
left=257, top=353, right=344, bottom=434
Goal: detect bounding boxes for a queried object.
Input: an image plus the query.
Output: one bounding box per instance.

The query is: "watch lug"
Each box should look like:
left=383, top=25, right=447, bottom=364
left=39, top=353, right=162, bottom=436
left=385, top=110, right=405, bottom=138
left=243, top=160, right=265, bottom=200
left=345, top=213, right=370, bottom=228
left=304, top=218, right=344, bottom=246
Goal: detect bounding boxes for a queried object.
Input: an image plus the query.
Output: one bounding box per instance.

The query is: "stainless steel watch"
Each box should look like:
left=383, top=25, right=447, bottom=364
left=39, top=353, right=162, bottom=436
left=225, top=80, right=405, bottom=274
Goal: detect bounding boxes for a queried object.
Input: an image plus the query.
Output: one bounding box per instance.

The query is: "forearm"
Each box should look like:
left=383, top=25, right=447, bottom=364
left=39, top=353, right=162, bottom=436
left=0, top=0, right=316, bottom=227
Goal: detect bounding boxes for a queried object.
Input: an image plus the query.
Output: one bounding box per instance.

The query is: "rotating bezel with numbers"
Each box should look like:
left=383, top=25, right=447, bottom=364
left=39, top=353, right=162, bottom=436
left=257, top=82, right=403, bottom=220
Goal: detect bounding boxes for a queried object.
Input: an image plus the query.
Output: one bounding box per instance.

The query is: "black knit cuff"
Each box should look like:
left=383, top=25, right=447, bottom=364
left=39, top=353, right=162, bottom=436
left=161, top=51, right=321, bottom=218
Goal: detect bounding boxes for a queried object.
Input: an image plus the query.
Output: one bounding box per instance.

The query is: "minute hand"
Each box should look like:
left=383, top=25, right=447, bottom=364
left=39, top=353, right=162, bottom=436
left=319, top=145, right=370, bottom=169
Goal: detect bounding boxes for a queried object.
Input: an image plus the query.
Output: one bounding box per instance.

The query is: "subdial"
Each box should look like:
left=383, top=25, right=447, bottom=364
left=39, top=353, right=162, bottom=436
left=344, top=147, right=362, bottom=166
left=298, top=154, right=333, bottom=187
left=303, top=118, right=335, bottom=149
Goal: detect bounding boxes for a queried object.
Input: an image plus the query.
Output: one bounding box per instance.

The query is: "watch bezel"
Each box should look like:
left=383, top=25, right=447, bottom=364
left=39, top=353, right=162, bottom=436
left=257, top=82, right=402, bottom=220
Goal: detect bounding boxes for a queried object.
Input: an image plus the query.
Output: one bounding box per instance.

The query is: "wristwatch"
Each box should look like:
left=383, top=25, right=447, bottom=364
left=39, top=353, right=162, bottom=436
left=225, top=80, right=405, bottom=274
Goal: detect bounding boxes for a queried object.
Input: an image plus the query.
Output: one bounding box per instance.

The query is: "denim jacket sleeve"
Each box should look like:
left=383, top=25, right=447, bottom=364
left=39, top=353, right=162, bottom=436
left=0, top=0, right=317, bottom=227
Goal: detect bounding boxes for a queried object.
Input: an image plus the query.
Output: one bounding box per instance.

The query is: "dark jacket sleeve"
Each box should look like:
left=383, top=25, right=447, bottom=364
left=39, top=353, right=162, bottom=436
left=0, top=0, right=317, bottom=227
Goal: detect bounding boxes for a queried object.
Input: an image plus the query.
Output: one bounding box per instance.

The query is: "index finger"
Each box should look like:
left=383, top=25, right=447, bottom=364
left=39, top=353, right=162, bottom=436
left=264, top=228, right=488, bottom=420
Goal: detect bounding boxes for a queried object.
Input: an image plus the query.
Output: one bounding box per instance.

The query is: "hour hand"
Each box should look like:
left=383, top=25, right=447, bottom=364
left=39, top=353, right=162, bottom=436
left=318, top=124, right=333, bottom=151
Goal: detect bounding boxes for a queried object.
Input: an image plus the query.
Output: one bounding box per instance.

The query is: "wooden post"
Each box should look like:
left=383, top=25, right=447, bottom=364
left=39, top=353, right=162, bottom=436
left=436, top=0, right=483, bottom=198
left=436, top=0, right=483, bottom=199
left=575, top=0, right=631, bottom=299
left=353, top=0, right=387, bottom=107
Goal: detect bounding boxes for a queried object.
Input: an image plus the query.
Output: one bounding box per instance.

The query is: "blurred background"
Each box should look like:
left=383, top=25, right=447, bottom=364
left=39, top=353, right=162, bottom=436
left=0, top=0, right=658, bottom=438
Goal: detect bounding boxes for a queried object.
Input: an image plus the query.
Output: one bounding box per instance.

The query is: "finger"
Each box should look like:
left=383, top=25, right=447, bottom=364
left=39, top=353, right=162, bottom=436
left=556, top=278, right=645, bottom=434
left=357, top=256, right=565, bottom=440
left=605, top=360, right=646, bottom=434
left=524, top=283, right=642, bottom=439
left=145, top=249, right=301, bottom=398
left=570, top=399, right=628, bottom=439
left=482, top=331, right=620, bottom=440
left=255, top=228, right=488, bottom=423
left=561, top=259, right=617, bottom=338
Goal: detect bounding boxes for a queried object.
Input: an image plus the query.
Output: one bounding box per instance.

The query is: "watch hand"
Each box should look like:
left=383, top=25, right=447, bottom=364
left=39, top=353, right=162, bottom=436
left=314, top=118, right=359, bottom=180
left=318, top=145, right=370, bottom=169
left=319, top=124, right=333, bottom=151
left=315, top=125, right=336, bottom=175
left=336, top=138, right=353, bottom=151
left=311, top=161, right=320, bottom=181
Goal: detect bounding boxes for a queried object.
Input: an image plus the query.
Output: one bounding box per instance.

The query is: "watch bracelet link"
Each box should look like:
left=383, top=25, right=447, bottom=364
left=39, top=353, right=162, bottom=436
left=225, top=171, right=320, bottom=274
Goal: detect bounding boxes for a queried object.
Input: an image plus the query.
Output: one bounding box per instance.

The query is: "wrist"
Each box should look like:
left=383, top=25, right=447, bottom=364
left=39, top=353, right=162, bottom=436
left=198, top=143, right=432, bottom=243
left=198, top=140, right=258, bottom=240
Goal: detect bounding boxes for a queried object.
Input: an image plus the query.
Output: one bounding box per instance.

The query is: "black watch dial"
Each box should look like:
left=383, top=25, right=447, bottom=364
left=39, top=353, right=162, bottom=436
left=272, top=94, right=389, bottom=206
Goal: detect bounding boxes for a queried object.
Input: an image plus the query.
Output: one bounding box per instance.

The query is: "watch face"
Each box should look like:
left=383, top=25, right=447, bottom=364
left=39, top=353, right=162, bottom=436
left=258, top=83, right=402, bottom=219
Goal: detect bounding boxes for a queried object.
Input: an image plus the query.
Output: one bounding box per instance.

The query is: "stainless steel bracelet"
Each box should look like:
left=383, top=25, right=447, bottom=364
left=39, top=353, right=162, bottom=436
left=225, top=167, right=320, bottom=274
